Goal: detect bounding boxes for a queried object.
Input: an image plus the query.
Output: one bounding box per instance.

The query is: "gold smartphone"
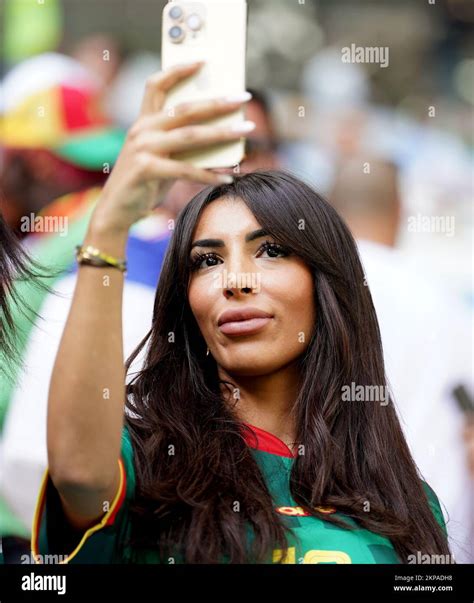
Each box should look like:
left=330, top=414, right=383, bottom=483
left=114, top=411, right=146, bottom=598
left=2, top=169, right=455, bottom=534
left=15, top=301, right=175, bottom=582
left=161, top=0, right=248, bottom=169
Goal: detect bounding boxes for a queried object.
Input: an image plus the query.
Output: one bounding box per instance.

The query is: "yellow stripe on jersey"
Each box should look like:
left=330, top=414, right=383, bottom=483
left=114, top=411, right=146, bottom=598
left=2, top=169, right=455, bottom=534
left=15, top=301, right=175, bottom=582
left=31, top=458, right=126, bottom=564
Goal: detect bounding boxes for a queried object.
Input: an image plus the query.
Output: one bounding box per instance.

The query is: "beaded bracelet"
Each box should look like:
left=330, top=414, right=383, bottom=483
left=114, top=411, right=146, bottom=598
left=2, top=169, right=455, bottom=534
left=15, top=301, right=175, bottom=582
left=75, top=244, right=127, bottom=273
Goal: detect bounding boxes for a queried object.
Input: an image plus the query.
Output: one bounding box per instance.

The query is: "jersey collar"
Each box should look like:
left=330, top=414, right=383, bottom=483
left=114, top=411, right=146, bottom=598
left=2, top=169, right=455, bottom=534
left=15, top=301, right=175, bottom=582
left=242, top=422, right=297, bottom=458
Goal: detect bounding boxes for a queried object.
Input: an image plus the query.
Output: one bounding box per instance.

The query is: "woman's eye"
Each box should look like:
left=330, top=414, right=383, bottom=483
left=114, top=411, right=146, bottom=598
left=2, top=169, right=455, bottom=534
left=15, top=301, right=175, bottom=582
left=190, top=242, right=289, bottom=270
left=258, top=242, right=289, bottom=259
left=190, top=253, right=222, bottom=271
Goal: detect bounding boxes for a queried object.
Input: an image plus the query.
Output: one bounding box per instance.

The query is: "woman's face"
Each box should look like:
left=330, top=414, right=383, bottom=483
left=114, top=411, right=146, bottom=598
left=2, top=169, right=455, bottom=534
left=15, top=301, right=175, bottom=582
left=187, top=196, right=315, bottom=377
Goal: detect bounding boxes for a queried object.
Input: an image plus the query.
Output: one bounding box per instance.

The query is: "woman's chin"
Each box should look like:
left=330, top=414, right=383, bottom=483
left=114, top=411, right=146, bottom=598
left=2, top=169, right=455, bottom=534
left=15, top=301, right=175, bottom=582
left=216, top=354, right=283, bottom=378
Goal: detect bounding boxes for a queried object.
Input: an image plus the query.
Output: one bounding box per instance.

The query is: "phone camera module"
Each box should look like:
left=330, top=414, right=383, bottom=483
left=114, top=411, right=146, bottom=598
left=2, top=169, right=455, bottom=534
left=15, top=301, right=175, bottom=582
left=186, top=14, right=202, bottom=31
left=169, top=5, right=183, bottom=20
left=169, top=25, right=185, bottom=43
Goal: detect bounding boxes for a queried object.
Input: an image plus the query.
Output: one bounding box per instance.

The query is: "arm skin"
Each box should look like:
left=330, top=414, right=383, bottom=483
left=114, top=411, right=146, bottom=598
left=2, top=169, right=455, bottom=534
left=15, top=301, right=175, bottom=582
left=47, top=222, right=129, bottom=529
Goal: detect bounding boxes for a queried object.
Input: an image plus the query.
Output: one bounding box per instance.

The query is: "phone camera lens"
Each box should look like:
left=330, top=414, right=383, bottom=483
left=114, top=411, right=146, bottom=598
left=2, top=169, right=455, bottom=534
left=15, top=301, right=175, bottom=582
left=169, top=25, right=185, bottom=43
left=169, top=5, right=183, bottom=20
left=187, top=14, right=202, bottom=31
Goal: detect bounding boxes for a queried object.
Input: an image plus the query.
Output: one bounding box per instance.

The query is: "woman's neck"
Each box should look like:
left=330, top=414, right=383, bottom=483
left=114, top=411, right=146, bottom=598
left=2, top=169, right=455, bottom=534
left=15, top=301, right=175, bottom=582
left=218, top=362, right=300, bottom=447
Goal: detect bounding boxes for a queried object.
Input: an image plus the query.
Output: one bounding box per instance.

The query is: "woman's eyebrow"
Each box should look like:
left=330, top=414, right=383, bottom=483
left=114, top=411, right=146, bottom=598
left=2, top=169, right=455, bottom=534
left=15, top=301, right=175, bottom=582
left=245, top=228, right=268, bottom=242
left=190, top=238, right=224, bottom=249
left=190, top=229, right=269, bottom=250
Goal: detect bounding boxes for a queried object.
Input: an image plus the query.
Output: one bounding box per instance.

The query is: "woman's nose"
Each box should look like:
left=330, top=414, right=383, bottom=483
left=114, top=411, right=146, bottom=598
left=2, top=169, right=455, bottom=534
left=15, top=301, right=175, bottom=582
left=223, top=281, right=255, bottom=299
left=220, top=254, right=260, bottom=299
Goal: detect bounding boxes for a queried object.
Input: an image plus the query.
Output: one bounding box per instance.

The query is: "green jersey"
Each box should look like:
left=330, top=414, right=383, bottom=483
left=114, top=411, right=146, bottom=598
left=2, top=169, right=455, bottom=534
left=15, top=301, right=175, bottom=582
left=32, top=423, right=446, bottom=564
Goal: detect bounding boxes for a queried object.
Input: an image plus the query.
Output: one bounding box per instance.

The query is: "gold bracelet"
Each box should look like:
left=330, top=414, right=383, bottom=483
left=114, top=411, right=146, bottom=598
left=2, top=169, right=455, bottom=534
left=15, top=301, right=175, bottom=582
left=75, top=244, right=127, bottom=273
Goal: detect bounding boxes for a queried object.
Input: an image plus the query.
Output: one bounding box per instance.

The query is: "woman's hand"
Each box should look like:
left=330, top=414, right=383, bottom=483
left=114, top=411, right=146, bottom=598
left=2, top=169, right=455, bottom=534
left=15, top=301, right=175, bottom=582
left=90, top=62, right=253, bottom=236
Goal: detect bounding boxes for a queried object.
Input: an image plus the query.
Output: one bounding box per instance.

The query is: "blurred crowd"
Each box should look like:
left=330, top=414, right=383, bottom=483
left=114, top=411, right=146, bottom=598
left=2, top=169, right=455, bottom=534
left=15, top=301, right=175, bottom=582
left=0, top=0, right=472, bottom=564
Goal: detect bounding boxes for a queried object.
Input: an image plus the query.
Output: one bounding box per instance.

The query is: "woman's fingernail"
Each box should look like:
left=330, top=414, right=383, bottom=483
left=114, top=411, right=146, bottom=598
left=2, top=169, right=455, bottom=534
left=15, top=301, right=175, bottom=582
left=224, top=91, right=252, bottom=104
left=231, top=120, right=256, bottom=133
left=178, top=60, right=204, bottom=69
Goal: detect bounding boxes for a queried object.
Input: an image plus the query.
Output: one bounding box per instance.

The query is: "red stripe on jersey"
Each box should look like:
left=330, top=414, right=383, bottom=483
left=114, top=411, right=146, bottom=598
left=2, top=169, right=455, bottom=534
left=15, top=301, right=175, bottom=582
left=105, top=458, right=127, bottom=526
left=243, top=423, right=296, bottom=458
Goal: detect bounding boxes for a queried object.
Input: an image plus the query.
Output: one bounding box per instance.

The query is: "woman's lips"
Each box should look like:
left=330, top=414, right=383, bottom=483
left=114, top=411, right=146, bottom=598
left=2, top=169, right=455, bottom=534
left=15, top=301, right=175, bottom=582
left=218, top=317, right=272, bottom=336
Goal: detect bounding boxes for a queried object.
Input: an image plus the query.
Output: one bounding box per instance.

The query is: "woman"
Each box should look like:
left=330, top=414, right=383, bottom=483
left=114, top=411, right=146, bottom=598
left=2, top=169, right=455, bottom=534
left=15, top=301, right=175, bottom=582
left=33, top=63, right=450, bottom=564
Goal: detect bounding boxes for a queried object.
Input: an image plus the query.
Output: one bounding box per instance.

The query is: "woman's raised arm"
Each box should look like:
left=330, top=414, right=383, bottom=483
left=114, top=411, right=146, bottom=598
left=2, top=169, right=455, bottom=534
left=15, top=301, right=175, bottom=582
left=46, top=62, right=253, bottom=528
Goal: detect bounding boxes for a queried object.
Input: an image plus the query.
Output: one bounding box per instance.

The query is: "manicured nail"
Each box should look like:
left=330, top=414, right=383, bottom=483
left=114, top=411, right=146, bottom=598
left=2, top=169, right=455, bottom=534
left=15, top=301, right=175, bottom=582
left=224, top=91, right=252, bottom=104
left=218, top=174, right=234, bottom=184
left=231, top=120, right=256, bottom=133
left=178, top=60, right=204, bottom=69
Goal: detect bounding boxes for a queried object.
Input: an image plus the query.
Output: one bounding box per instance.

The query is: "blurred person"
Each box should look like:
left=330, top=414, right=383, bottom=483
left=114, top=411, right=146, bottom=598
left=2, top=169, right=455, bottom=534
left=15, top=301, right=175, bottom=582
left=241, top=89, right=279, bottom=172
left=105, top=52, right=162, bottom=128
left=31, top=64, right=450, bottom=565
left=329, top=157, right=474, bottom=562
left=0, top=52, right=125, bottom=233
left=161, top=88, right=280, bottom=228
left=281, top=47, right=370, bottom=193
left=1, top=148, right=109, bottom=235
left=70, top=33, right=124, bottom=90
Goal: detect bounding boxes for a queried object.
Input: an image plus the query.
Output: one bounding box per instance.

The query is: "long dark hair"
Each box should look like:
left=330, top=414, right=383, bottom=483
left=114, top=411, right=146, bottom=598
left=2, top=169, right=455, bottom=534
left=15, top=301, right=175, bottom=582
left=125, top=170, right=450, bottom=563
left=0, top=211, right=52, bottom=376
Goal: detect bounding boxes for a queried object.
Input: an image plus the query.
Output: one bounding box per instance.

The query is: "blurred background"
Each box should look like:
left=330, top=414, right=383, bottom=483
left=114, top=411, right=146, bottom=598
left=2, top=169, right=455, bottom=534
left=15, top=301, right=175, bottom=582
left=0, top=0, right=472, bottom=564
left=1, top=0, right=472, bottom=294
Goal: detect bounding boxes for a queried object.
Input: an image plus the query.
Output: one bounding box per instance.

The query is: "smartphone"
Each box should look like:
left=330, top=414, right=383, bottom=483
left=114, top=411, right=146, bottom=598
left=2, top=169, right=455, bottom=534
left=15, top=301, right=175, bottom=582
left=161, top=0, right=248, bottom=169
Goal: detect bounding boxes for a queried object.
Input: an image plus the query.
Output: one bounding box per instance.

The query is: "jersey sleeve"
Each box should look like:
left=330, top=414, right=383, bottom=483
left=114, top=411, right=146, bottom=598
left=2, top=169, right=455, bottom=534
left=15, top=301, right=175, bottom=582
left=31, top=426, right=135, bottom=564
left=422, top=481, right=448, bottom=537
